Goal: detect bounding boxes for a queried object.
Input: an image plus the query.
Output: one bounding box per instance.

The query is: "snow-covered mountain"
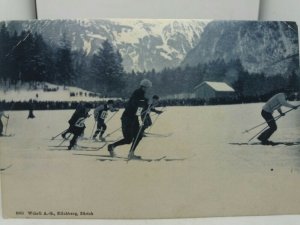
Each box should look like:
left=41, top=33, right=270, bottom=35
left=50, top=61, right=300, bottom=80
left=181, top=21, right=299, bottom=76
left=7, top=19, right=208, bottom=72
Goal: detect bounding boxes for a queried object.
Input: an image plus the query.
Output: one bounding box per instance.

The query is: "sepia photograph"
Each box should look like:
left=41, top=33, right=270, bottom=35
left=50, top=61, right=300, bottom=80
left=0, top=19, right=300, bottom=219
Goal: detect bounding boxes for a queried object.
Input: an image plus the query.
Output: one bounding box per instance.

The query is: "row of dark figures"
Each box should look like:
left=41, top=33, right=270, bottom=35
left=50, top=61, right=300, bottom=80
left=2, top=92, right=299, bottom=111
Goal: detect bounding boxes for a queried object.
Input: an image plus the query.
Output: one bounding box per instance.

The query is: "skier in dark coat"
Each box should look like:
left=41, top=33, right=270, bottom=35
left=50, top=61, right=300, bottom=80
left=92, top=100, right=118, bottom=141
left=61, top=102, right=92, bottom=150
left=107, top=79, right=152, bottom=159
left=61, top=101, right=85, bottom=139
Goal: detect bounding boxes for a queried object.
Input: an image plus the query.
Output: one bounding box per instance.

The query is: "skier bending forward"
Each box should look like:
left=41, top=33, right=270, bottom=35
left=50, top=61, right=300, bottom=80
left=257, top=92, right=298, bottom=145
left=65, top=103, right=92, bottom=150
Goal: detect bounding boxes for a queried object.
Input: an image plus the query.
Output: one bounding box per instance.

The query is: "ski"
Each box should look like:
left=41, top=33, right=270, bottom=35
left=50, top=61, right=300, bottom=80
left=229, top=141, right=300, bottom=146
left=48, top=143, right=107, bottom=151
left=97, top=155, right=167, bottom=162
left=48, top=138, right=67, bottom=141
left=0, top=134, right=15, bottom=137
left=49, top=137, right=112, bottom=143
left=73, top=153, right=168, bottom=162
left=164, top=158, right=187, bottom=162
left=127, top=155, right=166, bottom=162
left=50, top=129, right=68, bottom=140
left=0, top=164, right=12, bottom=171
left=144, top=132, right=173, bottom=138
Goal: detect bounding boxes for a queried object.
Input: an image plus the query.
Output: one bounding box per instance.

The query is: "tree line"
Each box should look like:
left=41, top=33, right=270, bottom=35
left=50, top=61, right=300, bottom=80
left=0, top=24, right=125, bottom=96
left=0, top=23, right=299, bottom=99
left=124, top=59, right=299, bottom=98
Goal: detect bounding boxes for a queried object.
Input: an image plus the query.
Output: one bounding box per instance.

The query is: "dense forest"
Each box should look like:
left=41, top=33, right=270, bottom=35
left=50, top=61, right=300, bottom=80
left=0, top=23, right=299, bottom=99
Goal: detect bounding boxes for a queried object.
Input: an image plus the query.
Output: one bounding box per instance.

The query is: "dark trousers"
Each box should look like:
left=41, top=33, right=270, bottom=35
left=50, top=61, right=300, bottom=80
left=68, top=126, right=85, bottom=148
left=62, top=125, right=72, bottom=138
left=257, top=110, right=277, bottom=141
left=93, top=121, right=107, bottom=138
left=112, top=116, right=144, bottom=152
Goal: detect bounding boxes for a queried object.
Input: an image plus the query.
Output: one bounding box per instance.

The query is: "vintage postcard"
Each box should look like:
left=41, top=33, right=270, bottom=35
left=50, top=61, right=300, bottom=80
left=0, top=19, right=299, bottom=219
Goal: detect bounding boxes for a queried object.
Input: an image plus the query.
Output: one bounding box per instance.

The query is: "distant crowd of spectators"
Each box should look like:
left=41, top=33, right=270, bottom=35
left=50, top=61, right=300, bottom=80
left=0, top=100, right=125, bottom=111
left=0, top=93, right=299, bottom=111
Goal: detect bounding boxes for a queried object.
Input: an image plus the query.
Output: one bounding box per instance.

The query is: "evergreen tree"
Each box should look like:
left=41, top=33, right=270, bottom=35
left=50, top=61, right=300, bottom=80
left=13, top=31, right=35, bottom=83
left=0, top=23, right=11, bottom=83
left=56, top=33, right=74, bottom=85
left=8, top=31, right=53, bottom=86
left=72, top=49, right=89, bottom=89
left=203, top=59, right=227, bottom=81
left=24, top=33, right=49, bottom=83
left=90, top=40, right=125, bottom=96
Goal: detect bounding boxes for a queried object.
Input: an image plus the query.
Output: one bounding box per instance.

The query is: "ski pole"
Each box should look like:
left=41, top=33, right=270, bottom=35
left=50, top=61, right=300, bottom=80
left=243, top=115, right=281, bottom=134
left=248, top=116, right=281, bottom=143
left=148, top=114, right=159, bottom=133
left=103, top=127, right=121, bottom=138
left=105, top=110, right=118, bottom=124
left=148, top=106, right=166, bottom=132
left=58, top=133, right=72, bottom=146
left=243, top=105, right=300, bottom=134
left=51, top=129, right=68, bottom=140
left=129, top=104, right=152, bottom=155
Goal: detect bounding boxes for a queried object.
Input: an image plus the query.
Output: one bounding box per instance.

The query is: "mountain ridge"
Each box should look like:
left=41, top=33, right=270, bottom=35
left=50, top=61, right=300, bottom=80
left=181, top=21, right=299, bottom=77
left=6, top=19, right=208, bottom=72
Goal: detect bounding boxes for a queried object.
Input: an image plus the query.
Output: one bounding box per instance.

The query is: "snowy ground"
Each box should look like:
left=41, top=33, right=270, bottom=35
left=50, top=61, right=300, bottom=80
left=0, top=82, right=104, bottom=102
left=1, top=102, right=300, bottom=219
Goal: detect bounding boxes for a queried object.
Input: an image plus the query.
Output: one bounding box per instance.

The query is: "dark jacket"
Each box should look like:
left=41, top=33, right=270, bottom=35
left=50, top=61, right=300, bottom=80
left=69, top=106, right=88, bottom=126
left=122, top=87, right=147, bottom=119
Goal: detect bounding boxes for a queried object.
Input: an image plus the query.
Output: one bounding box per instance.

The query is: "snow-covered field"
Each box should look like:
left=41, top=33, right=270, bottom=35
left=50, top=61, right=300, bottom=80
left=0, top=82, right=104, bottom=102
left=1, top=103, right=300, bottom=219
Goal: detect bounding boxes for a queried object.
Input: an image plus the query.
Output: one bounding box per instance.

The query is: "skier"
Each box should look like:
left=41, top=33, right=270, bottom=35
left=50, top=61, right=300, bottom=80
left=0, top=110, right=9, bottom=136
left=141, top=95, right=163, bottom=134
left=107, top=79, right=152, bottom=159
left=61, top=101, right=85, bottom=139
left=62, top=102, right=92, bottom=150
left=92, top=100, right=118, bottom=141
left=257, top=92, right=298, bottom=145
left=27, top=99, right=35, bottom=119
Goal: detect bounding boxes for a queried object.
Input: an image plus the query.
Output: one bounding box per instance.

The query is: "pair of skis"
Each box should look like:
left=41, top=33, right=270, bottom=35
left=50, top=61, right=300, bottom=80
left=98, top=155, right=167, bottom=162
left=230, top=141, right=300, bottom=146
left=50, top=133, right=108, bottom=151
left=74, top=153, right=188, bottom=162
left=48, top=142, right=108, bottom=151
